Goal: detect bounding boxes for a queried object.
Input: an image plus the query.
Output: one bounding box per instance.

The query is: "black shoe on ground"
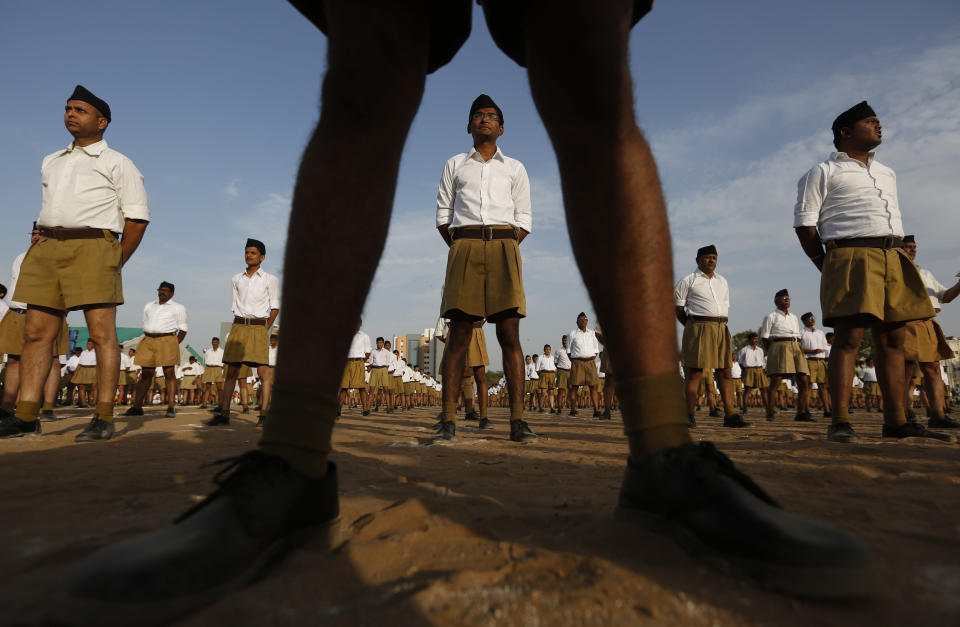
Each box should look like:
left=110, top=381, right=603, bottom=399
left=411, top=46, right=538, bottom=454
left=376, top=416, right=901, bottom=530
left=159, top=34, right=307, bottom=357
left=164, top=407, right=176, bottom=418
left=592, top=410, right=601, bottom=418
left=599, top=410, right=612, bottom=420
left=39, top=409, right=61, bottom=421
left=569, top=409, right=578, bottom=417
left=477, top=417, right=493, bottom=430
left=65, top=454, right=341, bottom=627
left=765, top=412, right=777, bottom=422
left=928, top=415, right=960, bottom=429
left=827, top=422, right=860, bottom=443
left=203, top=412, right=230, bottom=427
left=75, top=417, right=115, bottom=442
left=882, top=422, right=955, bottom=442
left=708, top=408, right=722, bottom=418
left=125, top=406, right=145, bottom=416
left=433, top=420, right=456, bottom=441
left=823, top=410, right=832, bottom=419
left=361, top=410, right=370, bottom=416
left=905, top=410, right=917, bottom=423
left=0, top=415, right=41, bottom=438
left=794, top=412, right=815, bottom=422
left=464, top=411, right=479, bottom=421
left=256, top=415, right=266, bottom=427
left=614, top=442, right=871, bottom=598
left=688, top=414, right=697, bottom=428
left=509, top=420, right=537, bottom=442
left=241, top=407, right=250, bottom=414
left=722, top=413, right=751, bottom=428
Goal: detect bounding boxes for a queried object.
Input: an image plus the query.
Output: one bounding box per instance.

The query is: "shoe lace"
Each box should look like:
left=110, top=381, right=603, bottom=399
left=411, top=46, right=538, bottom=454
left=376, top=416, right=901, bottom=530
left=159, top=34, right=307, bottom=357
left=688, top=442, right=780, bottom=509
left=173, top=451, right=276, bottom=523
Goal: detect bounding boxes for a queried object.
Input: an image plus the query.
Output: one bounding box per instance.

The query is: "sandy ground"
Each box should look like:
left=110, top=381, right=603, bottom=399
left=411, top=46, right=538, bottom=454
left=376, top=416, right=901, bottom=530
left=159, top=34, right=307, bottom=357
left=3, top=402, right=960, bottom=626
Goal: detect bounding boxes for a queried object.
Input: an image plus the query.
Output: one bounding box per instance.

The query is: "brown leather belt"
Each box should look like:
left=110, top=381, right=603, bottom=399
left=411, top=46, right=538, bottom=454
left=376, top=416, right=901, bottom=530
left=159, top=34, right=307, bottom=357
left=370, top=365, right=388, bottom=368
left=806, top=356, right=826, bottom=360
left=826, top=236, right=903, bottom=250
left=144, top=332, right=177, bottom=338
left=770, top=337, right=799, bottom=342
left=452, top=226, right=517, bottom=241
left=38, top=227, right=118, bottom=240
left=347, top=357, right=365, bottom=362
left=233, top=317, right=267, bottom=326
left=572, top=357, right=595, bottom=361
left=690, top=315, right=728, bottom=323
left=557, top=367, right=571, bottom=371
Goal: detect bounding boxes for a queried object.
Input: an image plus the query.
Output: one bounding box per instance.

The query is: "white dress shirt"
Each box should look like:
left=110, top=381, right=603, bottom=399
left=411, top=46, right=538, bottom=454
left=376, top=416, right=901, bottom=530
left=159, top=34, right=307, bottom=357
left=537, top=354, right=557, bottom=372
left=674, top=271, right=730, bottom=317
left=861, top=366, right=878, bottom=383
left=204, top=347, right=224, bottom=367
left=436, top=146, right=532, bottom=233
left=793, top=152, right=901, bottom=241
left=738, top=345, right=766, bottom=368
left=730, top=362, right=742, bottom=379
left=555, top=346, right=572, bottom=369
left=268, top=346, right=278, bottom=367
left=8, top=252, right=28, bottom=310
left=119, top=352, right=132, bottom=371
left=567, top=328, right=600, bottom=359
left=0, top=298, right=8, bottom=323
left=917, top=267, right=949, bottom=311
left=524, top=363, right=539, bottom=380
left=369, top=347, right=392, bottom=367
left=347, top=331, right=372, bottom=359
left=401, top=365, right=414, bottom=383
left=142, top=299, right=188, bottom=334
left=38, top=140, right=149, bottom=232
left=800, top=327, right=830, bottom=356
left=78, top=349, right=97, bottom=366
left=760, top=310, right=802, bottom=339
left=231, top=268, right=280, bottom=319
left=66, top=354, right=80, bottom=372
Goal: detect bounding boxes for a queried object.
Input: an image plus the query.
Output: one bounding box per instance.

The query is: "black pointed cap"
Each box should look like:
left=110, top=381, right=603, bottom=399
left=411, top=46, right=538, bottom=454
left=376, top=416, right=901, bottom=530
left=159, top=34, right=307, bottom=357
left=246, top=238, right=265, bottom=255
left=469, top=94, right=503, bottom=125
left=68, top=85, right=111, bottom=121
left=831, top=100, right=875, bottom=135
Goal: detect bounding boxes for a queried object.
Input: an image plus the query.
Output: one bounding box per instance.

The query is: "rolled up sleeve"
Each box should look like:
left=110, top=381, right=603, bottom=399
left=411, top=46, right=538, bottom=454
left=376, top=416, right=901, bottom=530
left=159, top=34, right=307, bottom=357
left=435, top=158, right=456, bottom=228
left=793, top=165, right=824, bottom=228
left=512, top=162, right=532, bottom=233
left=115, top=157, right=150, bottom=222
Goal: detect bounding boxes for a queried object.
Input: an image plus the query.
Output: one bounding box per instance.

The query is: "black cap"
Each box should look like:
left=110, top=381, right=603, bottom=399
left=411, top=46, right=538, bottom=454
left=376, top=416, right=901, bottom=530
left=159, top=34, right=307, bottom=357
left=246, top=238, right=266, bottom=255
left=0, top=283, right=6, bottom=295
left=32, top=221, right=38, bottom=230
left=801, top=312, right=814, bottom=322
left=903, top=234, right=915, bottom=244
left=469, top=94, right=503, bottom=125
left=158, top=281, right=175, bottom=292
left=832, top=101, right=875, bottom=138
left=697, top=244, right=718, bottom=257
left=68, top=85, right=111, bottom=121
left=776, top=289, right=789, bottom=299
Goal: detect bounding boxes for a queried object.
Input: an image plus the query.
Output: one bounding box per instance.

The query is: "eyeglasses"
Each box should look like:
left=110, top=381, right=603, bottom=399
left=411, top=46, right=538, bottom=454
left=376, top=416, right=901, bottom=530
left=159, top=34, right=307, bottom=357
left=471, top=111, right=500, bottom=121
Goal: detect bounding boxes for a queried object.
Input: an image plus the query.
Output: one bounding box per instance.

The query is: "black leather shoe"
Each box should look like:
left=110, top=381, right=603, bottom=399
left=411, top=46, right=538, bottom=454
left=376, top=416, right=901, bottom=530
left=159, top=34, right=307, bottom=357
left=688, top=414, right=697, bottom=428
left=75, top=417, right=115, bottom=442
left=361, top=410, right=370, bottom=416
left=65, top=454, right=340, bottom=626
left=569, top=409, right=578, bottom=417
left=464, top=411, right=479, bottom=421
left=708, top=408, right=722, bottom=418
left=615, top=442, right=872, bottom=598
left=928, top=415, right=960, bottom=429
left=164, top=407, right=176, bottom=418
left=433, top=421, right=456, bottom=441
left=0, top=415, right=41, bottom=438
left=509, top=420, right=537, bottom=442
left=203, top=412, right=230, bottom=427
left=592, top=410, right=601, bottom=418
left=256, top=415, right=266, bottom=427
left=722, top=413, right=751, bottom=428
left=765, top=411, right=777, bottom=422
left=241, top=407, right=250, bottom=414
left=882, top=422, right=955, bottom=442
left=794, top=412, right=815, bottom=422
left=823, top=410, right=832, bottom=418
left=599, top=410, right=612, bottom=420
left=827, top=422, right=860, bottom=443
left=39, top=409, right=61, bottom=421
left=124, top=406, right=145, bottom=416
left=477, top=417, right=493, bottom=430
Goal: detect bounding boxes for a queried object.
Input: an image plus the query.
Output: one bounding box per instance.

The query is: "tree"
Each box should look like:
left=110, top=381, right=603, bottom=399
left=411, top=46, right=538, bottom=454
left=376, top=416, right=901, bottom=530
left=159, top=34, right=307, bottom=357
left=485, top=370, right=504, bottom=388
left=731, top=329, right=761, bottom=355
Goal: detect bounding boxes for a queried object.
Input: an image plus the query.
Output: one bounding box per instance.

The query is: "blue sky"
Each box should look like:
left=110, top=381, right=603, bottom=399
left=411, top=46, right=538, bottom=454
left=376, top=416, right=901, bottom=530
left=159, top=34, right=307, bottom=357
left=2, top=1, right=959, bottom=369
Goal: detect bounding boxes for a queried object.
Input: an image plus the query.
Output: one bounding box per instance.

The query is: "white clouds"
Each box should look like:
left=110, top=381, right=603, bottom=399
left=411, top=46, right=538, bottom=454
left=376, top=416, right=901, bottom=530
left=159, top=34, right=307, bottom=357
left=224, top=178, right=240, bottom=198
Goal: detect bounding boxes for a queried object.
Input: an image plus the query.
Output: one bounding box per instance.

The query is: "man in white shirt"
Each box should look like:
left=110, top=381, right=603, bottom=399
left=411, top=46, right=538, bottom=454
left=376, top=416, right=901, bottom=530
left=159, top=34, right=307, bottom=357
left=567, top=312, right=602, bottom=417
left=72, top=340, right=99, bottom=409
left=900, top=235, right=960, bottom=428
left=800, top=312, right=831, bottom=420
left=2, top=86, right=149, bottom=442
left=126, top=282, right=187, bottom=418
left=367, top=337, right=393, bottom=412
left=200, top=337, right=225, bottom=408
left=555, top=335, right=572, bottom=412
left=74, top=6, right=871, bottom=613
left=738, top=333, right=768, bottom=412
left=794, top=101, right=944, bottom=444
left=674, top=245, right=745, bottom=428
left=207, top=239, right=279, bottom=428
left=180, top=356, right=204, bottom=406
left=859, top=358, right=880, bottom=412
left=523, top=355, right=540, bottom=411
left=537, top=344, right=558, bottom=414
left=117, top=346, right=133, bottom=407
left=760, top=290, right=810, bottom=423
left=339, top=321, right=371, bottom=416
left=434, top=94, right=534, bottom=443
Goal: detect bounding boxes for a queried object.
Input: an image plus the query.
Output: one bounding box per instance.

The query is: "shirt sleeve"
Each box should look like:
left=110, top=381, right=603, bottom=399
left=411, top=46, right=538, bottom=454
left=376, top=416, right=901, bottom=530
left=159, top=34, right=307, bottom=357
left=793, top=164, right=825, bottom=228
left=177, top=304, right=188, bottom=332
left=512, top=161, right=532, bottom=233
left=231, top=275, right=239, bottom=316
left=268, top=274, right=280, bottom=310
left=435, top=157, right=456, bottom=228
left=142, top=303, right=150, bottom=327
left=673, top=275, right=690, bottom=307
left=760, top=314, right=773, bottom=339
left=114, top=156, right=150, bottom=222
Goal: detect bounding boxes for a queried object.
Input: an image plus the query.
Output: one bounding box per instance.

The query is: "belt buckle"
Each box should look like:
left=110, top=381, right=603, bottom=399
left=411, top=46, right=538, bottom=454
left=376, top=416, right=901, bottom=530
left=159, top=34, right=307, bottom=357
left=482, top=225, right=493, bottom=241
left=882, top=236, right=895, bottom=249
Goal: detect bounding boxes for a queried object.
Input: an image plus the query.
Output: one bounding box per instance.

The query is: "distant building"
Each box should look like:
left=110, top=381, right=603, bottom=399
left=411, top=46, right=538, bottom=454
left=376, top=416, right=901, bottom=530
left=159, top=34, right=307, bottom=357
left=943, top=337, right=960, bottom=388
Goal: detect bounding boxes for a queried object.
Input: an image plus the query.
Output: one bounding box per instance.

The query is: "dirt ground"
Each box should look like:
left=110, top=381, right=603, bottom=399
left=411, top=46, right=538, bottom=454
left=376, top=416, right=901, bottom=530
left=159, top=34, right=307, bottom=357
left=3, top=403, right=960, bottom=626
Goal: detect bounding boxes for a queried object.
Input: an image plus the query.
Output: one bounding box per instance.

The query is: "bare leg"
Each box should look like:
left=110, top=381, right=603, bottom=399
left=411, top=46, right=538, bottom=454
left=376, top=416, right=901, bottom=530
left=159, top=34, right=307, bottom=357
left=684, top=368, right=702, bottom=416
left=494, top=317, right=525, bottom=416
left=42, top=358, right=60, bottom=406
left=1, top=356, right=20, bottom=408
left=85, top=306, right=120, bottom=407
left=873, top=323, right=907, bottom=426
left=17, top=308, right=63, bottom=407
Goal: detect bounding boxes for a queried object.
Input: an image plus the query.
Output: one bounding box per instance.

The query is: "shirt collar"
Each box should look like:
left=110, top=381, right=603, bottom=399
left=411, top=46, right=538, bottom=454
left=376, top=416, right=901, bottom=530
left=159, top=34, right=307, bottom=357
left=468, top=146, right=505, bottom=163
left=693, top=269, right=715, bottom=279
left=830, top=151, right=876, bottom=165
left=65, top=139, right=108, bottom=156
left=242, top=267, right=264, bottom=278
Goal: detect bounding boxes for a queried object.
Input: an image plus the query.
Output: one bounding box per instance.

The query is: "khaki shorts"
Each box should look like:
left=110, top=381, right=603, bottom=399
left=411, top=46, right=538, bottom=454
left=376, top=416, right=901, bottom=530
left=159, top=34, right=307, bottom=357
left=466, top=327, right=490, bottom=367
left=820, top=246, right=934, bottom=326
left=524, top=380, right=539, bottom=394
left=742, top=366, right=768, bottom=389
left=181, top=375, right=197, bottom=390
left=72, top=364, right=97, bottom=385
left=134, top=335, right=180, bottom=368
left=460, top=375, right=475, bottom=400
left=152, top=376, right=167, bottom=391
left=766, top=340, right=809, bottom=376
left=440, top=236, right=525, bottom=319
left=863, top=381, right=880, bottom=397
left=556, top=368, right=570, bottom=389
left=14, top=232, right=123, bottom=311
left=806, top=358, right=828, bottom=384
left=903, top=318, right=955, bottom=363
left=538, top=371, right=557, bottom=389
left=124, top=370, right=139, bottom=386
left=201, top=366, right=224, bottom=384
left=599, top=350, right=613, bottom=375
left=569, top=358, right=599, bottom=387
left=404, top=381, right=416, bottom=395
left=393, top=376, right=403, bottom=393
left=368, top=366, right=391, bottom=389
left=0, top=310, right=69, bottom=356
left=681, top=320, right=733, bottom=370
left=223, top=322, right=269, bottom=366
left=697, top=370, right=715, bottom=395
left=340, top=359, right=367, bottom=389
left=237, top=364, right=253, bottom=379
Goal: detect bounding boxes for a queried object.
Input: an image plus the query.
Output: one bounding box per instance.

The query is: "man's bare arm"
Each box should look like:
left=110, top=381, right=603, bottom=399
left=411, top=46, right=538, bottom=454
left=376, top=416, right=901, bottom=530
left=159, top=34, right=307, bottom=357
left=675, top=306, right=688, bottom=326
left=795, top=226, right=825, bottom=271
left=120, top=218, right=149, bottom=265
left=942, top=281, right=960, bottom=304
left=266, top=309, right=279, bottom=329
left=438, top=224, right=453, bottom=247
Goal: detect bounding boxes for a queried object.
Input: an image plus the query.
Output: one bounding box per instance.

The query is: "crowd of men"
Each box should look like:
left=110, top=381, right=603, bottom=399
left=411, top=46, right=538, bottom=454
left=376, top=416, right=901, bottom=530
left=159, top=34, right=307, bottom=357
left=2, top=5, right=958, bottom=618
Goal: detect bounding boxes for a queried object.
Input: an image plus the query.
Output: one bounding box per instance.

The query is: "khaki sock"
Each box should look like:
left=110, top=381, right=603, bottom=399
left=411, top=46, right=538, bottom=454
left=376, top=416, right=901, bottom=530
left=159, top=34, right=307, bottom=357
left=1, top=400, right=15, bottom=413
left=442, top=401, right=457, bottom=423
left=927, top=406, right=944, bottom=420
left=617, top=374, right=692, bottom=462
left=510, top=402, right=524, bottom=421
left=15, top=400, right=42, bottom=423
left=480, top=406, right=488, bottom=419
left=833, top=406, right=850, bottom=424
left=95, top=402, right=115, bottom=423
left=723, top=404, right=737, bottom=418
left=259, top=385, right=336, bottom=478
left=41, top=402, right=55, bottom=411
left=883, top=407, right=907, bottom=428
